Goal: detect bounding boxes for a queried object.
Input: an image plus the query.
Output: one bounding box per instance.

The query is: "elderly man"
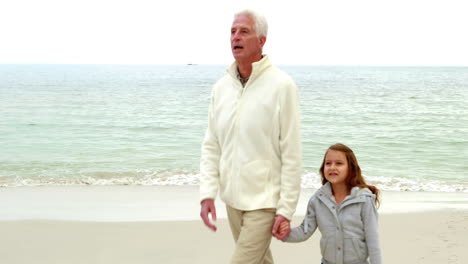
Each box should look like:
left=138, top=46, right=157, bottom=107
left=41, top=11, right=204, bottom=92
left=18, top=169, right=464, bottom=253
left=200, top=9, right=302, bottom=263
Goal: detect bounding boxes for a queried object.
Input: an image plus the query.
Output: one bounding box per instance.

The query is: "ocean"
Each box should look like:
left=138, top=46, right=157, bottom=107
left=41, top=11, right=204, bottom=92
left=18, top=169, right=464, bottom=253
left=1, top=64, right=467, bottom=192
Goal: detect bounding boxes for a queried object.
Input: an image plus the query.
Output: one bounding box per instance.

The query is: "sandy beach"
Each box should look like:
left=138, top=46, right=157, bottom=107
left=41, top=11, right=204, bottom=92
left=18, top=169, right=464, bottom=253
left=1, top=186, right=467, bottom=263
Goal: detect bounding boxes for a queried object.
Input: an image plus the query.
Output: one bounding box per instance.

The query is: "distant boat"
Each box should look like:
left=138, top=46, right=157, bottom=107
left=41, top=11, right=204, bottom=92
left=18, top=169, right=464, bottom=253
left=187, top=63, right=197, bottom=66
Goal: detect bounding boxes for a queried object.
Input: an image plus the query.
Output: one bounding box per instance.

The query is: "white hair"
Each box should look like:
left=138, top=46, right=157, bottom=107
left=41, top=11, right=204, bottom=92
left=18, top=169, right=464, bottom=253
left=234, top=9, right=268, bottom=37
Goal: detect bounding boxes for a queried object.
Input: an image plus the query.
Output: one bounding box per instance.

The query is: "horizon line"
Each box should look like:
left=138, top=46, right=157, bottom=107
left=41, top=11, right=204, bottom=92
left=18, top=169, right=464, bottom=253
left=1, top=63, right=467, bottom=67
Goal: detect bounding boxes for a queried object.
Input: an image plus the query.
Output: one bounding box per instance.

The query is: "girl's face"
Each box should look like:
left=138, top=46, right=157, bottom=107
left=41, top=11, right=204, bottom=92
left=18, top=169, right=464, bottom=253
left=324, top=150, right=349, bottom=187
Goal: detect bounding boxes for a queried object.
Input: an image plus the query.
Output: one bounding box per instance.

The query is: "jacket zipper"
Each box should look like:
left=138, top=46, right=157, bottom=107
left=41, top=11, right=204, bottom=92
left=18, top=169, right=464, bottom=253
left=233, top=80, right=244, bottom=205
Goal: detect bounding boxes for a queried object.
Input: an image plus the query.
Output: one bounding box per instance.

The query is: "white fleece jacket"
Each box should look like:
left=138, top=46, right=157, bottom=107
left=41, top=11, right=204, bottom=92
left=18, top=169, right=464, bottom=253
left=199, top=56, right=302, bottom=219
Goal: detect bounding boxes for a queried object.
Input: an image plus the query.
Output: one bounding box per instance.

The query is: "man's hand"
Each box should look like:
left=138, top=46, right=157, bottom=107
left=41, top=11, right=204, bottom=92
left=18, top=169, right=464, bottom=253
left=200, top=199, right=217, bottom=231
left=272, top=214, right=290, bottom=240
left=278, top=220, right=291, bottom=239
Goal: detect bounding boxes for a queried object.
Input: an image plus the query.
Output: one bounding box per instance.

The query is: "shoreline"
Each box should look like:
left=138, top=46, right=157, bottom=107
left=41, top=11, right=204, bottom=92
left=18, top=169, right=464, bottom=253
left=2, top=185, right=468, bottom=222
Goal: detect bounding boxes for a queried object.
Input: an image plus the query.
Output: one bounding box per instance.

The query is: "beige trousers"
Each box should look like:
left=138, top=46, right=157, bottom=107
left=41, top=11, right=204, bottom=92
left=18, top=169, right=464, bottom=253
left=226, top=205, right=276, bottom=264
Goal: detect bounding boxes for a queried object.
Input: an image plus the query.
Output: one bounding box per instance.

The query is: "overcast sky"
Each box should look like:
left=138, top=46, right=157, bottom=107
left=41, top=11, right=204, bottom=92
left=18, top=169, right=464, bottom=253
left=1, top=0, right=467, bottom=65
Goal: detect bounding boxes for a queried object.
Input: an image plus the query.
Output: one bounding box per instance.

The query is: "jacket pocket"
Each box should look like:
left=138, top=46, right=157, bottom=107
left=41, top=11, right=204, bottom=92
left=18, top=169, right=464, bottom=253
left=345, top=237, right=366, bottom=261
left=239, top=160, right=271, bottom=195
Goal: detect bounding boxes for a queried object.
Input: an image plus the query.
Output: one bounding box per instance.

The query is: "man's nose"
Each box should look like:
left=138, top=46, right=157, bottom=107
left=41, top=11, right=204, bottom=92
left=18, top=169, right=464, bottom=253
left=231, top=31, right=240, bottom=40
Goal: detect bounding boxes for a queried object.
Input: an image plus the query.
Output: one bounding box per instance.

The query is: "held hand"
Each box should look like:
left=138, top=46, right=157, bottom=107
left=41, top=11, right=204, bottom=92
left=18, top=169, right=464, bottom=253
left=272, top=214, right=290, bottom=240
left=279, top=221, right=291, bottom=238
left=200, top=199, right=217, bottom=232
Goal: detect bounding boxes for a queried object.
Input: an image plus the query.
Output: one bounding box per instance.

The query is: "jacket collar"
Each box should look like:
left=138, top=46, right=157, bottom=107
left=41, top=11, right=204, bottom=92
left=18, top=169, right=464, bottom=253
left=227, top=55, right=271, bottom=84
left=318, top=182, right=375, bottom=203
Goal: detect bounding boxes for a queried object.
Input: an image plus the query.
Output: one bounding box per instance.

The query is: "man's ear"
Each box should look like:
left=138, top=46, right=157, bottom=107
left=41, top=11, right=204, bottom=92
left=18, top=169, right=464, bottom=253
left=259, top=35, right=267, bottom=48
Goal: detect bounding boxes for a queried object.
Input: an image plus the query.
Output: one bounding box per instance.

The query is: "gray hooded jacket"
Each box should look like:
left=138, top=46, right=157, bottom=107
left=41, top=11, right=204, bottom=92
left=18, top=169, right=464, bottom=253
left=285, top=182, right=382, bottom=264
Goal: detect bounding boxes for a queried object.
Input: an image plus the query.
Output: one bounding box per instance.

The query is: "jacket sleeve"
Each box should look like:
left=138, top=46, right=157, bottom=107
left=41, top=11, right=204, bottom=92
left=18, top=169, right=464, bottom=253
left=363, top=198, right=382, bottom=264
left=284, top=197, right=317, bottom=242
left=199, top=88, right=221, bottom=202
left=276, top=79, right=303, bottom=220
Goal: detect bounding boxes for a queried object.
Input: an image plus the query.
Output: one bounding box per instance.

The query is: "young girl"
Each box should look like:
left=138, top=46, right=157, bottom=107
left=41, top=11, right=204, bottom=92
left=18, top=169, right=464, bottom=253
left=280, top=143, right=382, bottom=264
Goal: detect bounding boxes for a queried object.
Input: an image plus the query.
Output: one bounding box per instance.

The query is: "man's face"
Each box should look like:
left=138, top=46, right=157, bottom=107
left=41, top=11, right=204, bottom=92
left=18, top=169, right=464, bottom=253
left=230, top=15, right=265, bottom=62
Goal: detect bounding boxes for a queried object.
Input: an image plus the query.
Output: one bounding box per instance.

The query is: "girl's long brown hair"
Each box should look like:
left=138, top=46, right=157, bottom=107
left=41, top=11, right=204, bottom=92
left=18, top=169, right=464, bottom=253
left=319, top=143, right=380, bottom=207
